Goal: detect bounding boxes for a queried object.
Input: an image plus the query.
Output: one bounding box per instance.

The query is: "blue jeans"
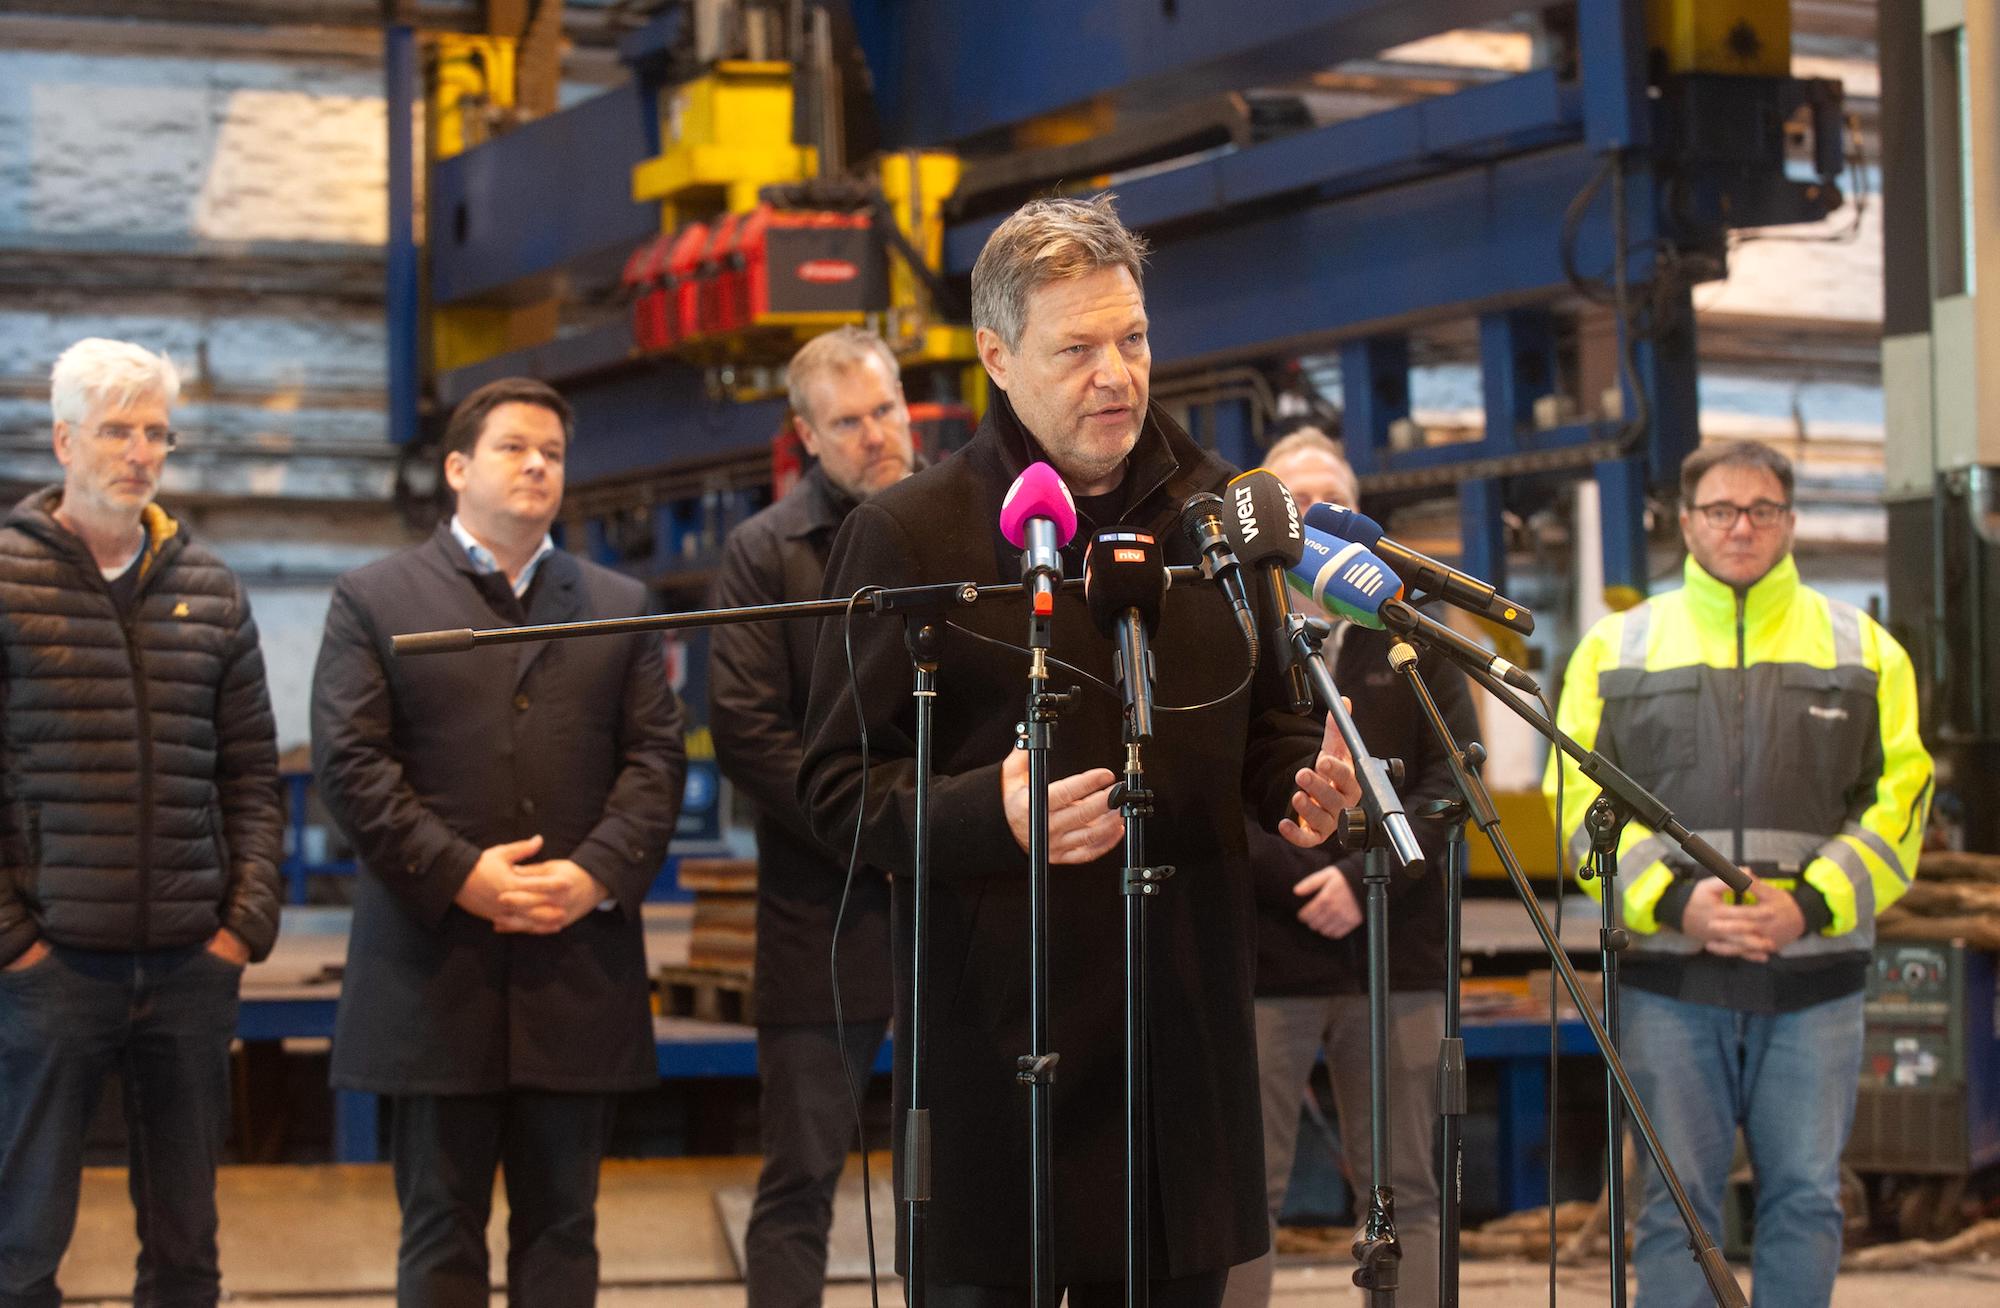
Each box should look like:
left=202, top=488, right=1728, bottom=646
left=0, top=943, right=242, bottom=1308
left=1622, top=987, right=1865, bottom=1308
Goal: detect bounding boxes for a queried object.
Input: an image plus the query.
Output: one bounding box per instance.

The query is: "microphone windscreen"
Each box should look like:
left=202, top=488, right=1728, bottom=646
left=1218, top=469, right=1304, bottom=568
left=999, top=461, right=1079, bottom=549
left=1301, top=500, right=1386, bottom=549
left=1286, top=526, right=1402, bottom=629
left=1083, top=529, right=1167, bottom=638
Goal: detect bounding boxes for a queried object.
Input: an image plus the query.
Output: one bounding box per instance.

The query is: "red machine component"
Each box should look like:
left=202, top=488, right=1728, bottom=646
left=741, top=207, right=881, bottom=321
left=666, top=220, right=710, bottom=344
left=906, top=401, right=977, bottom=462
left=624, top=233, right=675, bottom=352
left=770, top=417, right=806, bottom=502
left=698, top=211, right=747, bottom=337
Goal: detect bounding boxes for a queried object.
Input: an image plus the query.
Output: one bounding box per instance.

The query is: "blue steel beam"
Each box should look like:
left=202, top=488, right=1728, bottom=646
left=564, top=367, right=786, bottom=484
left=945, top=68, right=1581, bottom=274
left=1129, top=141, right=1651, bottom=369
left=429, top=83, right=660, bottom=306
left=843, top=0, right=1537, bottom=149
left=1339, top=337, right=1411, bottom=479
left=385, top=24, right=420, bottom=445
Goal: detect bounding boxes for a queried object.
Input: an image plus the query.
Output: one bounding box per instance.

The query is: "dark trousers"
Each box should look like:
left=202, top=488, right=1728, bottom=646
left=0, top=943, right=242, bottom=1308
left=744, top=1018, right=889, bottom=1308
left=928, top=1269, right=1228, bottom=1308
left=390, top=1090, right=615, bottom=1308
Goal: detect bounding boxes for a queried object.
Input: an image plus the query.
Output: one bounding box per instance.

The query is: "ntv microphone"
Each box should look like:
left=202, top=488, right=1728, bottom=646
left=999, top=462, right=1079, bottom=636
left=1218, top=469, right=1311, bottom=713
left=1301, top=501, right=1535, bottom=635
left=1084, top=530, right=1168, bottom=742
left=1178, top=491, right=1259, bottom=660
left=1288, top=525, right=1541, bottom=694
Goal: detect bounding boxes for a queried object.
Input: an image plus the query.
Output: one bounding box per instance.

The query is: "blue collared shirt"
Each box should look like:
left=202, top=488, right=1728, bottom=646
left=450, top=515, right=554, bottom=597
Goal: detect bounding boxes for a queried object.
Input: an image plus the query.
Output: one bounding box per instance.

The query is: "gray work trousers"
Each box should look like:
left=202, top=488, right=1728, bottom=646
left=1220, top=991, right=1446, bottom=1308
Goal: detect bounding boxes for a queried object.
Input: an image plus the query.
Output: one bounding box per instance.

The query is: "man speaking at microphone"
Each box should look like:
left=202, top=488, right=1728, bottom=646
left=800, top=194, right=1360, bottom=1308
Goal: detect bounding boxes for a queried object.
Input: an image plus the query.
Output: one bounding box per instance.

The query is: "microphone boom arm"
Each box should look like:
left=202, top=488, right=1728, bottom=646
left=1284, top=614, right=1424, bottom=873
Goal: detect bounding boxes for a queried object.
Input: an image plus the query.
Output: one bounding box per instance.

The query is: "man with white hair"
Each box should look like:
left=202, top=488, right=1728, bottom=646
left=0, top=338, right=284, bottom=1306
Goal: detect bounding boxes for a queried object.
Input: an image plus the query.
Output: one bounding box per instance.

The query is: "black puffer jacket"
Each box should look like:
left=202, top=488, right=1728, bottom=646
left=0, top=488, right=283, bottom=966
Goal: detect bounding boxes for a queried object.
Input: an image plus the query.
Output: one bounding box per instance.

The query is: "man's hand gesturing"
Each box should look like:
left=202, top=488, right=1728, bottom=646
left=1002, top=746, right=1125, bottom=865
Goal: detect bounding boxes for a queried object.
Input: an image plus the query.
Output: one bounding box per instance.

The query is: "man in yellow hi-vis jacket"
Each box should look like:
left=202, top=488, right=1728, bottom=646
left=1547, top=441, right=1931, bottom=1308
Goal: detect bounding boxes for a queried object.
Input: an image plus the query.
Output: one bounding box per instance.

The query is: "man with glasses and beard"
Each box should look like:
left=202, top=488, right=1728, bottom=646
left=1548, top=441, right=1932, bottom=1308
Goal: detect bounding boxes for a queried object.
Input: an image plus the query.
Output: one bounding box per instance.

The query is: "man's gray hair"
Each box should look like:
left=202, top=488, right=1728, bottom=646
left=971, top=193, right=1149, bottom=351
left=786, top=326, right=903, bottom=426
left=50, top=338, right=181, bottom=426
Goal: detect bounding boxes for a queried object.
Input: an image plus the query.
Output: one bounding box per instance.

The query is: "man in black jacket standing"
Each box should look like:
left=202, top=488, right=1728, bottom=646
left=311, top=378, right=686, bottom=1308
left=799, top=195, right=1362, bottom=1308
left=1219, top=427, right=1479, bottom=1308
left=710, top=327, right=914, bottom=1308
left=0, top=337, right=283, bottom=1308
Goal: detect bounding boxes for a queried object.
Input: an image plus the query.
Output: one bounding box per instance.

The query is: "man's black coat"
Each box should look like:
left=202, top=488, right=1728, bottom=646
left=312, top=527, right=686, bottom=1094
left=1247, top=620, right=1480, bottom=996
left=799, top=394, right=1325, bottom=1284
left=708, top=465, right=892, bottom=1025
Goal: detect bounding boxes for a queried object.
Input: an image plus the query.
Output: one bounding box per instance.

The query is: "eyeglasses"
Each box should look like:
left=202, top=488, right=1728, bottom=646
left=823, top=400, right=905, bottom=438
left=1691, top=499, right=1791, bottom=530
left=91, top=423, right=178, bottom=452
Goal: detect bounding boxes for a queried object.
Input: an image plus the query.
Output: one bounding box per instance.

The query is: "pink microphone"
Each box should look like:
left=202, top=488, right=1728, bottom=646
left=999, top=461, right=1078, bottom=616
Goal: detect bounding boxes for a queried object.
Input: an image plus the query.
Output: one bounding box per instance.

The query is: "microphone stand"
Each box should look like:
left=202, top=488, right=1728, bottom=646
left=901, top=613, right=940, bottom=1308
left=1018, top=591, right=1069, bottom=1308
left=1284, top=614, right=1423, bottom=1308
left=1107, top=609, right=1167, bottom=1308
left=393, top=571, right=1199, bottom=1308
left=1586, top=794, right=1632, bottom=1308
left=1384, top=641, right=1748, bottom=1308
left=1415, top=787, right=1479, bottom=1308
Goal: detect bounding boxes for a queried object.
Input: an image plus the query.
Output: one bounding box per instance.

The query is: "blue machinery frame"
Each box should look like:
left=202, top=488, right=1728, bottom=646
left=400, top=0, right=1803, bottom=598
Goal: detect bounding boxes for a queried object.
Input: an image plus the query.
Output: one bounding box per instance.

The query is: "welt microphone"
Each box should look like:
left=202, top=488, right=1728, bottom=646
left=1301, top=500, right=1535, bottom=635
left=1217, top=469, right=1310, bottom=713
left=999, top=461, right=1079, bottom=619
left=1084, top=530, right=1168, bottom=742
left=1289, top=525, right=1541, bottom=694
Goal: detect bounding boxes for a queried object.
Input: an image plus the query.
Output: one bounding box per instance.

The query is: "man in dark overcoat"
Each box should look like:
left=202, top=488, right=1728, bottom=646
left=709, top=327, right=913, bottom=1308
left=798, top=195, right=1362, bottom=1308
left=311, top=378, right=686, bottom=1308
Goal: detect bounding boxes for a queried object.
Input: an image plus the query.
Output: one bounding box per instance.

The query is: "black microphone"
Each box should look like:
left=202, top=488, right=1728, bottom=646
left=1178, top=491, right=1258, bottom=659
left=1302, top=501, right=1535, bottom=635
left=1084, top=529, right=1168, bottom=742
left=1218, top=468, right=1310, bottom=713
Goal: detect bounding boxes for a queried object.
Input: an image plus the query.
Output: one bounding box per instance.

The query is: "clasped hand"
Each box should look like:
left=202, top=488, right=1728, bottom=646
left=454, top=834, right=608, bottom=933
left=1680, top=873, right=1806, bottom=962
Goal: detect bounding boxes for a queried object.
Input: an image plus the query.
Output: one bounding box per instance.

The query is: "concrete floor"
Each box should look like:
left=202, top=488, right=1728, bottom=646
left=61, top=1263, right=2000, bottom=1308
left=53, top=1161, right=2000, bottom=1307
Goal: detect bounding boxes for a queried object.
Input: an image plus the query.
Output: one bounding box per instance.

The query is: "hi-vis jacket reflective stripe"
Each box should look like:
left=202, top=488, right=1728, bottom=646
left=1543, top=554, right=1932, bottom=961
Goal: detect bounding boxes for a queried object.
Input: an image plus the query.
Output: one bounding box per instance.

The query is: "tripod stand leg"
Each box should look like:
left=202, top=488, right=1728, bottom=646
left=1437, top=821, right=1468, bottom=1308
left=1353, top=845, right=1402, bottom=1307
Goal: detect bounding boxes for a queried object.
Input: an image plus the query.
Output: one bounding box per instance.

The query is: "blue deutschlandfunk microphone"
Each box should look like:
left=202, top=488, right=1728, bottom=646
left=1302, top=501, right=1535, bottom=635
left=1287, top=525, right=1541, bottom=694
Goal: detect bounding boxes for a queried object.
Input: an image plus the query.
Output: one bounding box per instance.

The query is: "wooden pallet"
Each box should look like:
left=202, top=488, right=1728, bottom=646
left=656, top=964, right=757, bottom=1026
